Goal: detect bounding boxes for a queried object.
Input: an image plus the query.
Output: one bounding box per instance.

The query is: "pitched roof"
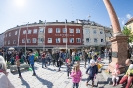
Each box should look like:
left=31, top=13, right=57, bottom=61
left=125, top=17, right=133, bottom=25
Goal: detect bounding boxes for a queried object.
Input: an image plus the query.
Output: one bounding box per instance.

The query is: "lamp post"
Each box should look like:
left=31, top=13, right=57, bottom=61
left=25, top=22, right=29, bottom=55
left=65, top=19, right=67, bottom=53
left=43, top=20, right=46, bottom=51
left=17, top=26, right=21, bottom=51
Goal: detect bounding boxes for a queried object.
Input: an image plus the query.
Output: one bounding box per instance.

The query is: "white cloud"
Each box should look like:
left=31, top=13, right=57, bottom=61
left=126, top=14, right=131, bottom=19
left=122, top=20, right=125, bottom=25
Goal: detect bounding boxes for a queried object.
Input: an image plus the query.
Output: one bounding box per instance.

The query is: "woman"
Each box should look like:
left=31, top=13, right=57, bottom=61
left=0, top=56, right=15, bottom=88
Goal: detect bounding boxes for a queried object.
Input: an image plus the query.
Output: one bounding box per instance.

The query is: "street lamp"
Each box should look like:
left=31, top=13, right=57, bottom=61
left=65, top=19, right=67, bottom=53
left=25, top=22, right=29, bottom=55
left=43, top=20, right=46, bottom=51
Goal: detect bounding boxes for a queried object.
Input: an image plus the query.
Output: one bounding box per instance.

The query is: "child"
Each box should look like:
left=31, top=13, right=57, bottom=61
left=86, top=59, right=98, bottom=87
left=71, top=64, right=82, bottom=88
left=66, top=58, right=72, bottom=79
left=112, top=63, right=120, bottom=86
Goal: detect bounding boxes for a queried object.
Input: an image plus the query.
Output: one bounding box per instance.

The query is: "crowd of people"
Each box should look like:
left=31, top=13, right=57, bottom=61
left=0, top=47, right=133, bottom=88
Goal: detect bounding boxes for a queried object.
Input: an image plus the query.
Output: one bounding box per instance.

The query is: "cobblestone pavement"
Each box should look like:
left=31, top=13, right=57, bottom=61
left=7, top=61, right=122, bottom=88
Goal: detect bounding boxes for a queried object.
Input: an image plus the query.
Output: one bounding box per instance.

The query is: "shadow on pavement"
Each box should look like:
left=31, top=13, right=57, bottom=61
left=20, top=78, right=30, bottom=88
left=36, top=75, right=53, bottom=88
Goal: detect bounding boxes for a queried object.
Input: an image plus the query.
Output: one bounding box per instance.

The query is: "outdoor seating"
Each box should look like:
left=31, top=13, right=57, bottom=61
left=10, top=63, right=29, bottom=73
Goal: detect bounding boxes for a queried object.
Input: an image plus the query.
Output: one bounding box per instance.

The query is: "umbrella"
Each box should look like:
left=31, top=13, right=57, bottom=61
left=8, top=47, right=15, bottom=50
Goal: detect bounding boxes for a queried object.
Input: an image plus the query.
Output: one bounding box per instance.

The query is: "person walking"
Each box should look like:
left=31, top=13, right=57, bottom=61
left=29, top=50, right=36, bottom=76
left=15, top=52, right=22, bottom=78
left=71, top=64, right=82, bottom=88
left=42, top=51, right=47, bottom=68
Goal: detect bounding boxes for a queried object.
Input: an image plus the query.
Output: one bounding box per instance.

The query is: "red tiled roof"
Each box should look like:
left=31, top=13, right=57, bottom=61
left=125, top=17, right=133, bottom=25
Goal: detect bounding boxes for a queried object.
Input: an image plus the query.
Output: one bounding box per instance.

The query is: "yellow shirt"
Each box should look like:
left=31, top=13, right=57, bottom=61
left=126, top=69, right=133, bottom=76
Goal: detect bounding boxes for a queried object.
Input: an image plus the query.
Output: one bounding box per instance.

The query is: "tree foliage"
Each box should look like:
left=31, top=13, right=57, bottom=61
left=122, top=26, right=133, bottom=43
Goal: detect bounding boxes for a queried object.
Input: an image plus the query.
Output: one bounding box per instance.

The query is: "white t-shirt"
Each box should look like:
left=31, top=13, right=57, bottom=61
left=0, top=72, right=15, bottom=88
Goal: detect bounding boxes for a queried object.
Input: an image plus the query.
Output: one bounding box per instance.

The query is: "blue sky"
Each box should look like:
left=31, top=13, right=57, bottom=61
left=0, top=0, right=133, bottom=34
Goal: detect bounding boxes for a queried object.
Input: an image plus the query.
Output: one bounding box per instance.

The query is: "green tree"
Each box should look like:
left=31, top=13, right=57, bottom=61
left=122, top=26, right=133, bottom=43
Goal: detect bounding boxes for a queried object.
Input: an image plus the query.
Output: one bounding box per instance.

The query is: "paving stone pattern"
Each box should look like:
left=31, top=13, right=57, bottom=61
left=7, top=61, right=122, bottom=88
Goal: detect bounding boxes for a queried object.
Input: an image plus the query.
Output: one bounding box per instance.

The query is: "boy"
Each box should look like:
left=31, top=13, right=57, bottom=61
left=86, top=59, right=98, bottom=87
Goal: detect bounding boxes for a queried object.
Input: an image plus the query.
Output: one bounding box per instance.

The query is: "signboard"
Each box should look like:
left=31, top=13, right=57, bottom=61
left=55, top=34, right=74, bottom=37
left=112, top=52, right=118, bottom=58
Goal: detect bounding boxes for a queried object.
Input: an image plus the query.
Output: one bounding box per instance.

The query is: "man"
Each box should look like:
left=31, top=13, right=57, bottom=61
left=119, top=59, right=133, bottom=88
left=29, top=50, right=36, bottom=76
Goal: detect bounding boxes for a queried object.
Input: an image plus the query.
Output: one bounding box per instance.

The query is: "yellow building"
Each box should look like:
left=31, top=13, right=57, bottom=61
left=125, top=17, right=133, bottom=46
left=125, top=17, right=133, bottom=32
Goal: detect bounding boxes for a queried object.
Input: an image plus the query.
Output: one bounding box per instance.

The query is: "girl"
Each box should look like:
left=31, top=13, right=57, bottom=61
left=112, top=63, right=120, bottom=86
left=66, top=58, right=72, bottom=79
left=71, top=64, right=82, bottom=88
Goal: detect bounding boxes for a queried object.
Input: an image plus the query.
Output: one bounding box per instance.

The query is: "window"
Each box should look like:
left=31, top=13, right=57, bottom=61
left=9, top=33, right=11, bottom=36
left=28, top=30, right=32, bottom=34
left=70, top=38, right=74, bottom=43
left=32, top=38, right=36, bottom=43
left=13, top=40, right=16, bottom=44
left=76, top=29, right=80, bottom=33
left=76, top=38, right=81, bottom=43
left=100, top=31, right=103, bottom=34
left=6, top=34, right=7, bottom=37
left=62, top=28, right=67, bottom=33
left=5, top=41, right=6, bottom=45
left=8, top=40, right=10, bottom=45
left=56, top=28, right=60, bottom=33
left=39, top=28, right=44, bottom=33
left=129, top=26, right=132, bottom=30
left=23, top=30, right=26, bottom=34
left=94, top=38, right=98, bottom=43
left=22, top=39, right=25, bottom=43
left=15, top=31, right=18, bottom=35
left=63, top=38, right=67, bottom=43
left=69, top=28, right=74, bottom=33
left=85, top=29, right=89, bottom=34
left=48, top=28, right=53, bottom=33
left=33, top=29, right=37, bottom=34
left=86, top=38, right=90, bottom=43
left=48, top=38, right=52, bottom=43
left=38, top=38, right=44, bottom=43
left=27, top=39, right=31, bottom=43
left=56, top=38, right=60, bottom=43
left=101, top=39, right=104, bottom=42
left=93, top=30, right=97, bottom=34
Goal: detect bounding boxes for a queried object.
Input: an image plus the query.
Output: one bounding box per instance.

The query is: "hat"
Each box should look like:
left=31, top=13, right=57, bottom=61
left=129, top=64, right=133, bottom=70
left=90, top=59, right=95, bottom=64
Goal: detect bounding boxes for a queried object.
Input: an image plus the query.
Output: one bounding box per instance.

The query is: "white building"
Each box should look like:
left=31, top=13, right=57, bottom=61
left=76, top=19, right=112, bottom=51
left=83, top=25, right=106, bottom=46
left=0, top=33, right=4, bottom=48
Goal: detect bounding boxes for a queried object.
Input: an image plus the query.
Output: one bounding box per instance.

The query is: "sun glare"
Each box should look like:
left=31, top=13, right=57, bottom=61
left=14, top=0, right=25, bottom=7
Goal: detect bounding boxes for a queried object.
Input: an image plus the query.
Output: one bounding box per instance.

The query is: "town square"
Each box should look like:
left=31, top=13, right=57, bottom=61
left=0, top=0, right=133, bottom=88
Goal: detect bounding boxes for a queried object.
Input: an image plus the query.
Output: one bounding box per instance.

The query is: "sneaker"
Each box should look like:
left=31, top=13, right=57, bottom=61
left=113, top=83, right=115, bottom=86
left=18, top=76, right=22, bottom=78
left=32, top=74, right=36, bottom=76
left=115, top=83, right=118, bottom=86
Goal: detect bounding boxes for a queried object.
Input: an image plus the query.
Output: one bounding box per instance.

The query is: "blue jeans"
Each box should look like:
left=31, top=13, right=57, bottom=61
left=42, top=59, right=47, bottom=68
left=73, top=83, right=79, bottom=88
left=31, top=64, right=36, bottom=75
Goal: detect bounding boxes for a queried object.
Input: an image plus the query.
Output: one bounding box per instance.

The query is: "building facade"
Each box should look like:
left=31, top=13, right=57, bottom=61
left=0, top=33, right=4, bottom=48
left=125, top=17, right=133, bottom=46
left=3, top=20, right=112, bottom=52
left=4, top=22, right=83, bottom=50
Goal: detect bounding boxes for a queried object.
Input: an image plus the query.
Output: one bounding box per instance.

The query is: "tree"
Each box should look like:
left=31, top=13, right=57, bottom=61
left=122, top=26, right=133, bottom=43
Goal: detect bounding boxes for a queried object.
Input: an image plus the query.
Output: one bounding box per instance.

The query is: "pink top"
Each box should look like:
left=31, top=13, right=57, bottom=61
left=16, top=55, right=19, bottom=60
left=71, top=70, right=82, bottom=83
left=112, top=69, right=120, bottom=77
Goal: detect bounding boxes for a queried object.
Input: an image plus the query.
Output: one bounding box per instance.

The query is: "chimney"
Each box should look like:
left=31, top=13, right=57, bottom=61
left=56, top=20, right=58, bottom=22
left=76, top=19, right=78, bottom=23
left=65, top=19, right=67, bottom=23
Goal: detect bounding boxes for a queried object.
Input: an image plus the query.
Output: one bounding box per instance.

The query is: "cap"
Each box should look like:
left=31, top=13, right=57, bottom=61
left=129, top=64, right=133, bottom=70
